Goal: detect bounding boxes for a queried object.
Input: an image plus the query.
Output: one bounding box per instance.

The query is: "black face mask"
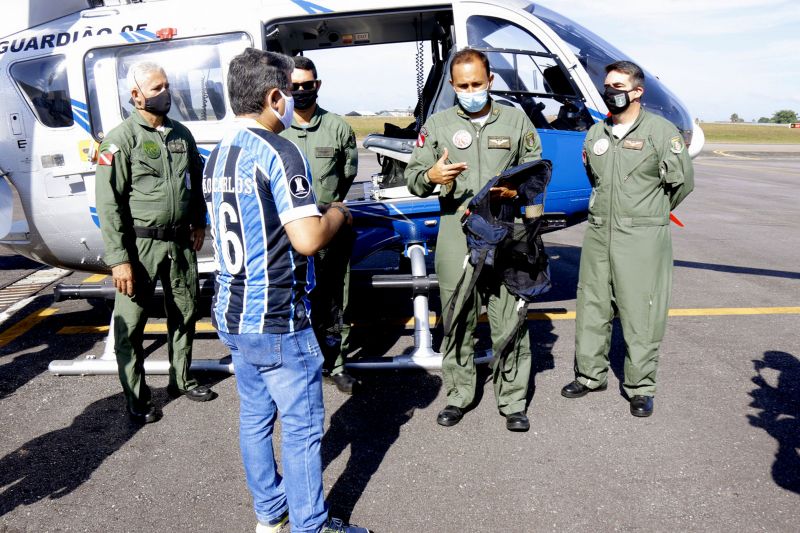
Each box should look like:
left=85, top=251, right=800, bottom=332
left=142, top=89, right=172, bottom=116
left=603, top=86, right=631, bottom=114
left=292, top=88, right=317, bottom=111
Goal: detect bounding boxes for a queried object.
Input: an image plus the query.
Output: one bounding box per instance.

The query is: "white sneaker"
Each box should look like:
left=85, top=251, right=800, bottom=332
left=256, top=511, right=289, bottom=533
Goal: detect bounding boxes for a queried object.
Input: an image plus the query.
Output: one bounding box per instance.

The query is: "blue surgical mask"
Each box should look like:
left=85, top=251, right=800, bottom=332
left=456, top=89, right=489, bottom=113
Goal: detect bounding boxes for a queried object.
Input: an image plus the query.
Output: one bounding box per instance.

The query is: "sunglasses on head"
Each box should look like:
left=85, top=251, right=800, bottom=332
left=291, top=80, right=317, bottom=91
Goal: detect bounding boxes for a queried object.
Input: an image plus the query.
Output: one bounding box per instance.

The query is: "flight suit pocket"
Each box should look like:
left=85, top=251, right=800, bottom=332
left=629, top=215, right=669, bottom=227
left=660, top=159, right=683, bottom=186
left=131, top=153, right=163, bottom=194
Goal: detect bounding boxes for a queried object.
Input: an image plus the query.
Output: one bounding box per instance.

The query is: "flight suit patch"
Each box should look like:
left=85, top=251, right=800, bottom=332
left=488, top=136, right=511, bottom=149
left=592, top=138, right=609, bottom=155
left=142, top=140, right=160, bottom=159
left=525, top=131, right=535, bottom=148
left=623, top=138, right=644, bottom=150
left=315, top=147, right=335, bottom=158
left=670, top=136, right=684, bottom=154
left=452, top=130, right=472, bottom=149
left=167, top=139, right=187, bottom=153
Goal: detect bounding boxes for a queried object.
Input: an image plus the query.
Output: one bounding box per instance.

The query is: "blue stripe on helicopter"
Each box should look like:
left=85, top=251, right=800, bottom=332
left=71, top=108, right=91, bottom=133
left=136, top=30, right=157, bottom=40
left=291, top=0, right=333, bottom=14
left=89, top=207, right=100, bottom=228
left=588, top=108, right=607, bottom=121
left=72, top=100, right=88, bottom=111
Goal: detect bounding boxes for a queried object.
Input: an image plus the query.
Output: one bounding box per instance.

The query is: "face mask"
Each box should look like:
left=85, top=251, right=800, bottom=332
left=456, top=88, right=489, bottom=113
left=603, top=86, right=632, bottom=114
left=271, top=90, right=294, bottom=131
left=292, top=88, right=317, bottom=110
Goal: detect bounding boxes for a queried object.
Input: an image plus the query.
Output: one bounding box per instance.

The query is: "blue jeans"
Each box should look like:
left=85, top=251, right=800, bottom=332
left=218, top=328, right=327, bottom=533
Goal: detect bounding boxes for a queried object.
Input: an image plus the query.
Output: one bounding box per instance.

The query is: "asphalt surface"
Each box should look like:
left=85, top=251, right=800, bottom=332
left=1, top=148, right=798, bottom=532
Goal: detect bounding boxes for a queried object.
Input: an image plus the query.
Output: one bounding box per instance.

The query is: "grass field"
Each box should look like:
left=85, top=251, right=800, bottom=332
left=344, top=116, right=417, bottom=139
left=345, top=116, right=800, bottom=144
left=700, top=123, right=800, bottom=144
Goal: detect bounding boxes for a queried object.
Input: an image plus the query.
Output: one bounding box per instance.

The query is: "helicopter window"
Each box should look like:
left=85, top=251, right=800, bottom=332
left=85, top=33, right=250, bottom=139
left=526, top=4, right=693, bottom=135
left=10, top=55, right=73, bottom=128
left=466, top=16, right=592, bottom=131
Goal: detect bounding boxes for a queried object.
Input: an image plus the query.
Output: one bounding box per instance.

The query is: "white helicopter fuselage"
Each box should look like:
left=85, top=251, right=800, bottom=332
left=0, top=0, right=703, bottom=273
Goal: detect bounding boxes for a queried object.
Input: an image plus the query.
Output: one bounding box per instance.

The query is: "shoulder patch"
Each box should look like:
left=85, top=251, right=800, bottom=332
left=288, top=175, right=312, bottom=199
left=670, top=136, right=684, bottom=154
left=525, top=131, right=536, bottom=148
left=417, top=126, right=428, bottom=148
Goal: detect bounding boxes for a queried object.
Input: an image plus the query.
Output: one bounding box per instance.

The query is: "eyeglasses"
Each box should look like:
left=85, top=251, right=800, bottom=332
left=291, top=80, right=318, bottom=91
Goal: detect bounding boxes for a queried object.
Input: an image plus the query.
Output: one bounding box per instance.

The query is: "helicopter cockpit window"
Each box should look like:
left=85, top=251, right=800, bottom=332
left=466, top=16, right=592, bottom=131
left=526, top=4, right=693, bottom=136
left=85, top=33, right=250, bottom=139
left=11, top=55, right=73, bottom=128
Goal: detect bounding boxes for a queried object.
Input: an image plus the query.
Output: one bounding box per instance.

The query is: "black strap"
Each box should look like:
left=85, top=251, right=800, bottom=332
left=442, top=248, right=488, bottom=337
left=133, top=225, right=189, bottom=241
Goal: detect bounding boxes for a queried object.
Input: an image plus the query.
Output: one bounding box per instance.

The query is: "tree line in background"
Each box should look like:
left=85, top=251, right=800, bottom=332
left=729, top=110, right=798, bottom=124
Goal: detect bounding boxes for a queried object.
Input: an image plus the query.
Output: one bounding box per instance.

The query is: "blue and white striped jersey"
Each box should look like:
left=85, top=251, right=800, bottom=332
left=203, top=118, right=320, bottom=334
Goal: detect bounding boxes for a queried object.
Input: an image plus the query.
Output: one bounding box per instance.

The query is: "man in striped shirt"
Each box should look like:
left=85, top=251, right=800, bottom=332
left=203, top=48, right=369, bottom=533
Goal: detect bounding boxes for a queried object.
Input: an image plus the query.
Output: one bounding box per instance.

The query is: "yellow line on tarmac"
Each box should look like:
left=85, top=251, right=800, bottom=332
left=54, top=307, right=800, bottom=336
left=58, top=322, right=218, bottom=335
left=82, top=274, right=107, bottom=283
left=711, top=150, right=760, bottom=160
left=0, top=307, right=59, bottom=348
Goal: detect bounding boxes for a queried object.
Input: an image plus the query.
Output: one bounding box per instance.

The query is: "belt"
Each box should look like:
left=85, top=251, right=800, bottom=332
left=133, top=224, right=189, bottom=241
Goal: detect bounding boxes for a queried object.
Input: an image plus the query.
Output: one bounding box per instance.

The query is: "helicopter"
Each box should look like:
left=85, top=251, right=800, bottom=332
left=0, top=0, right=704, bottom=373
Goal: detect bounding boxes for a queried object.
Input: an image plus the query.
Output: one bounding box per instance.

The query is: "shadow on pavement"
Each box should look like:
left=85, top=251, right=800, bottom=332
left=674, top=259, right=800, bottom=280
left=321, top=371, right=441, bottom=521
left=747, top=350, right=800, bottom=494
left=0, top=392, right=145, bottom=516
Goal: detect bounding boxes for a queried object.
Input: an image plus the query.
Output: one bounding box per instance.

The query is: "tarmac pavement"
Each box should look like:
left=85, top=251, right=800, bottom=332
left=0, top=150, right=798, bottom=532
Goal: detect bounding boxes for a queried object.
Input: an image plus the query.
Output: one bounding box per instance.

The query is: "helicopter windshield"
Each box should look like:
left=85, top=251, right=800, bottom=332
left=526, top=3, right=693, bottom=136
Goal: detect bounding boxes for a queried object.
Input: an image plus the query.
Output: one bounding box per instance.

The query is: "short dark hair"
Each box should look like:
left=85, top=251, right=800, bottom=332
left=605, top=60, right=645, bottom=89
left=228, top=48, right=294, bottom=115
left=292, top=55, right=318, bottom=79
left=450, top=48, right=491, bottom=78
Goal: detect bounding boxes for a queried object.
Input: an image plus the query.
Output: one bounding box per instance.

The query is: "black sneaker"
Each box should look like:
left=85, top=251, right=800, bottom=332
left=319, top=517, right=371, bottom=533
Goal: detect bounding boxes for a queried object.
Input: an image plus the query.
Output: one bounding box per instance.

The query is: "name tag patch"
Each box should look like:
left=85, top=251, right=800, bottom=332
left=315, top=147, right=335, bottom=158
left=168, top=139, right=187, bottom=153
left=623, top=138, right=644, bottom=150
left=488, top=136, right=511, bottom=149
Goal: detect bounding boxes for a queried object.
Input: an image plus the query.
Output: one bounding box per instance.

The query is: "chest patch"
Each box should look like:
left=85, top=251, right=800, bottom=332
left=592, top=138, right=609, bottom=156
left=623, top=138, right=645, bottom=150
left=488, top=136, right=511, bottom=149
left=452, top=129, right=473, bottom=149
left=142, top=140, right=161, bottom=159
left=289, top=175, right=312, bottom=199
left=315, top=147, right=335, bottom=158
left=167, top=139, right=187, bottom=153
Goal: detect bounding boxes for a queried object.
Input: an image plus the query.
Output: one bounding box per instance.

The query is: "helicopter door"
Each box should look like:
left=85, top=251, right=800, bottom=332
left=451, top=1, right=594, bottom=219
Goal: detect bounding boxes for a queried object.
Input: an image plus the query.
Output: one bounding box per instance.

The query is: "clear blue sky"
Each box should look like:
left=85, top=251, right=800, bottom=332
left=313, top=0, right=799, bottom=123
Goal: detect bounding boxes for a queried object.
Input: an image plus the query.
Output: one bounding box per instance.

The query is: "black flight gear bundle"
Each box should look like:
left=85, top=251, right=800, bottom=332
left=442, top=159, right=552, bottom=366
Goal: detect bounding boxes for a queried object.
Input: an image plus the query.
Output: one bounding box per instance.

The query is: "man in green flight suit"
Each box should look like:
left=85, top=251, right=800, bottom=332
left=561, top=61, right=694, bottom=417
left=406, top=49, right=542, bottom=432
left=95, top=61, right=215, bottom=424
left=280, top=56, right=359, bottom=394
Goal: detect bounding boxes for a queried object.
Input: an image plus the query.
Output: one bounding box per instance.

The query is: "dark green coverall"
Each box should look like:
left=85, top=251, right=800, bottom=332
left=575, top=109, right=694, bottom=397
left=95, top=111, right=206, bottom=412
left=280, top=107, right=358, bottom=374
left=406, top=102, right=542, bottom=415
